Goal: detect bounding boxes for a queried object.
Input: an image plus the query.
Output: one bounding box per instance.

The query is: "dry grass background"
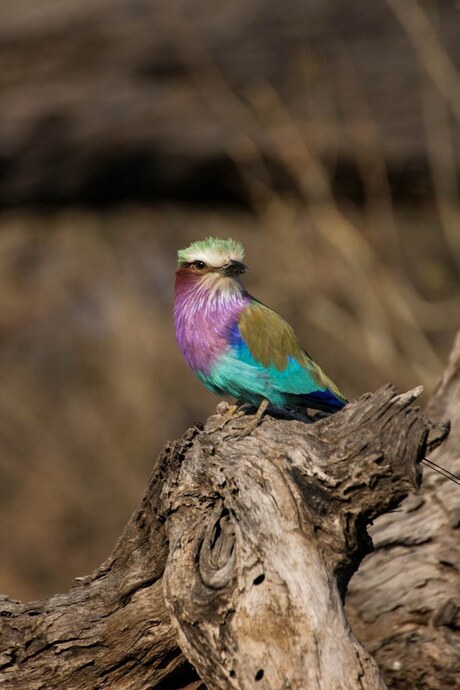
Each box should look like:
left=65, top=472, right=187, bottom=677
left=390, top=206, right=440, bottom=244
left=1, top=0, right=460, bottom=601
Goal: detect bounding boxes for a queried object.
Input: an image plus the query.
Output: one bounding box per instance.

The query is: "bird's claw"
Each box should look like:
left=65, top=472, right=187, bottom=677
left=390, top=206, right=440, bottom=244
left=223, top=417, right=263, bottom=441
left=222, top=398, right=270, bottom=441
left=207, top=402, right=247, bottom=434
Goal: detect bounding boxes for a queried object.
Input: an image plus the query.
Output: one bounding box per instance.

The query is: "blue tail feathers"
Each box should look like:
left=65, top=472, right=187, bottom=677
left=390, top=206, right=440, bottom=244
left=295, top=388, right=347, bottom=412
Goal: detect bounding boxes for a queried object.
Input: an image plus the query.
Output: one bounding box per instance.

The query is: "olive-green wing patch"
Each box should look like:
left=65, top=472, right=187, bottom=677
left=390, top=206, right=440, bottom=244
left=238, top=302, right=307, bottom=371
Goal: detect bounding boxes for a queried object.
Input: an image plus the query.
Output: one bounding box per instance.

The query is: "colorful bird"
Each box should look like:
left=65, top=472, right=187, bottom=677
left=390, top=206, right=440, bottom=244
left=174, top=237, right=346, bottom=430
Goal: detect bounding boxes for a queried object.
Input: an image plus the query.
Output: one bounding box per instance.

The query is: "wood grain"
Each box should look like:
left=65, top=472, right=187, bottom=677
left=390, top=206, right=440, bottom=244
left=1, top=374, right=451, bottom=688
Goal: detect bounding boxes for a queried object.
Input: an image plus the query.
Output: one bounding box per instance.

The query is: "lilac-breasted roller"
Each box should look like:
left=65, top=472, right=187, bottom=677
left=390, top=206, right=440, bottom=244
left=174, top=237, right=347, bottom=427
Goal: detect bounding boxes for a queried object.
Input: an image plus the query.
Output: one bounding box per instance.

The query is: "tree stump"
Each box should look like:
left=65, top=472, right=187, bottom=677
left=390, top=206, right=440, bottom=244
left=1, top=338, right=458, bottom=689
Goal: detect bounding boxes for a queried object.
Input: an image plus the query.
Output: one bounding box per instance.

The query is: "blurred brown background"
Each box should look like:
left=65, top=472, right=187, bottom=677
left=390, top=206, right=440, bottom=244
left=1, top=0, right=459, bottom=602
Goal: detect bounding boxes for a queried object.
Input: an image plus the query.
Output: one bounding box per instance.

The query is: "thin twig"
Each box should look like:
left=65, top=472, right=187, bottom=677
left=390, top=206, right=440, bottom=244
left=421, top=458, right=460, bottom=486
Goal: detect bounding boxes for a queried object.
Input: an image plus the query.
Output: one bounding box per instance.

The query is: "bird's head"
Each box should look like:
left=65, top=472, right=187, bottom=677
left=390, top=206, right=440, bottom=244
left=175, top=237, right=247, bottom=297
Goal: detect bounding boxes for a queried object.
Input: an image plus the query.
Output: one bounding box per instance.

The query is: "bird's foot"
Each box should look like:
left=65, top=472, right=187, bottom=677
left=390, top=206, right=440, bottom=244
left=223, top=398, right=270, bottom=441
left=208, top=401, right=247, bottom=433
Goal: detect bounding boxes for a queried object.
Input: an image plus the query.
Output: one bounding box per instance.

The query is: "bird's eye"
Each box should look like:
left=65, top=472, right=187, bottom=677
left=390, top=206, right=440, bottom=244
left=194, top=260, right=207, bottom=270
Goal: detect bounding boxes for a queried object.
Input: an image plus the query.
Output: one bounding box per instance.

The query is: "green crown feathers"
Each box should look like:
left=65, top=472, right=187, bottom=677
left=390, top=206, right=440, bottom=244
left=177, top=237, right=245, bottom=266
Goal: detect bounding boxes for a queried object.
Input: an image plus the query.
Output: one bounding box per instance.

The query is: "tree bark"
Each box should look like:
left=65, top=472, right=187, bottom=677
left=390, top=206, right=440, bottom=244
left=346, top=333, right=460, bottom=690
left=0, top=358, right=454, bottom=688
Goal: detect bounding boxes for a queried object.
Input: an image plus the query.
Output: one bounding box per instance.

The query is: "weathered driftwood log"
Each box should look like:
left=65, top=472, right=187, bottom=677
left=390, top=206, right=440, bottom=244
left=347, top=334, right=460, bottom=690
left=0, top=382, right=449, bottom=689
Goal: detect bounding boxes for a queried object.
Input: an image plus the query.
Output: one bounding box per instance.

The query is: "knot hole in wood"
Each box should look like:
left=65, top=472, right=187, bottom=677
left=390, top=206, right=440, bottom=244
left=199, top=503, right=236, bottom=589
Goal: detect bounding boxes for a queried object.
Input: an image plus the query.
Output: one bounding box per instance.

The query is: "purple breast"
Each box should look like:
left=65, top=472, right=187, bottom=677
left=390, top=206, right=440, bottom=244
left=174, top=286, right=249, bottom=374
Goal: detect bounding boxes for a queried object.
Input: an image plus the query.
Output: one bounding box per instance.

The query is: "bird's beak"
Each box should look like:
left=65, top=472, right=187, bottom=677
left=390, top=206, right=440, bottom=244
left=220, top=260, right=248, bottom=277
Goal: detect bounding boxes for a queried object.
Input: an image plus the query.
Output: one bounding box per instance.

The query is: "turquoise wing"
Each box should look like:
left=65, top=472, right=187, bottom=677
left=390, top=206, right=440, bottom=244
left=208, top=302, right=346, bottom=411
